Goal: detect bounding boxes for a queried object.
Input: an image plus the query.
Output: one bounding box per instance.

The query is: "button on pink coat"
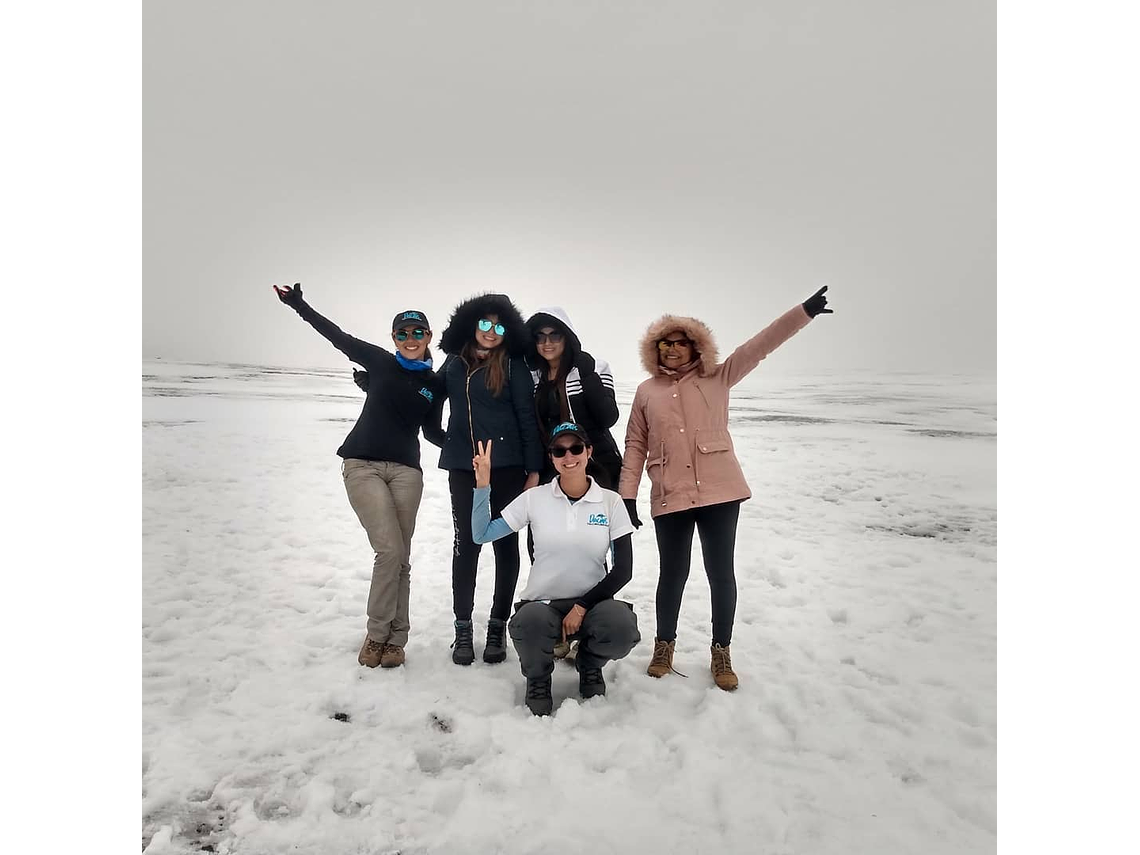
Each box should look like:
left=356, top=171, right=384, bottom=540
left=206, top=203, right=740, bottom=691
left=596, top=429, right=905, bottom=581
left=619, top=305, right=813, bottom=518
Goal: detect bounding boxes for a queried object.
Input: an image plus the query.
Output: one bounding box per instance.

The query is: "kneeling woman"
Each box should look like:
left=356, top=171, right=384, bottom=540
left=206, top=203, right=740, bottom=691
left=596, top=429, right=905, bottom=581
left=471, top=424, right=640, bottom=716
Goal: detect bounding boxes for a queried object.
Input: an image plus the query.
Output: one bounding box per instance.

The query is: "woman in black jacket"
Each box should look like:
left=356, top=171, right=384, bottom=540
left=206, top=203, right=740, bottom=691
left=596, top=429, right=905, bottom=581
left=435, top=293, right=544, bottom=666
left=525, top=307, right=622, bottom=488
left=272, top=283, right=445, bottom=670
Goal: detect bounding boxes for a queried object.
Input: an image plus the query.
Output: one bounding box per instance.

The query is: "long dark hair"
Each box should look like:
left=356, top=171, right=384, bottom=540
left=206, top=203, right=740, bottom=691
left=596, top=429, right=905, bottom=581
left=532, top=317, right=576, bottom=431
left=461, top=339, right=508, bottom=396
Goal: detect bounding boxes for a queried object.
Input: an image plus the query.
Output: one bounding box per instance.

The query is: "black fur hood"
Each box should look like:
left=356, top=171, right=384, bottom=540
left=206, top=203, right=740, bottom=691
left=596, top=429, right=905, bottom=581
left=439, top=293, right=530, bottom=357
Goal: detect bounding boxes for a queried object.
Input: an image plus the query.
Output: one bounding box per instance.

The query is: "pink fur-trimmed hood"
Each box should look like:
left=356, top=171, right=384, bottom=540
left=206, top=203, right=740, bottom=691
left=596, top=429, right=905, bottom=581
left=637, top=315, right=719, bottom=377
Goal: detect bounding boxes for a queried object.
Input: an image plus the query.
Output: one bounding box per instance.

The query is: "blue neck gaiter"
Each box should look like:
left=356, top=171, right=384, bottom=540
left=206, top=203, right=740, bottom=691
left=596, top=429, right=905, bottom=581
left=395, top=352, right=433, bottom=372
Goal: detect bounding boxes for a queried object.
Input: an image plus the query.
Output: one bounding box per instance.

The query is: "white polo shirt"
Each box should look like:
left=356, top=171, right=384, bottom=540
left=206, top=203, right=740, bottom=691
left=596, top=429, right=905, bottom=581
left=500, top=477, right=636, bottom=602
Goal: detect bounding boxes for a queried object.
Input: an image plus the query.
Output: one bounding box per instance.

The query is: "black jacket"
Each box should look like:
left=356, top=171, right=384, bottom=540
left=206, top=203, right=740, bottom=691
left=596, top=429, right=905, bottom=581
left=293, top=301, right=445, bottom=469
left=435, top=294, right=543, bottom=473
left=526, top=309, right=621, bottom=486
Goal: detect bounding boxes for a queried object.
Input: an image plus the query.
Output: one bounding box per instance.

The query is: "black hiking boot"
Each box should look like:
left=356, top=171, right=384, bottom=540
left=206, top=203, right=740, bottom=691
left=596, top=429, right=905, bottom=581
left=578, top=664, right=606, bottom=699
left=451, top=620, right=475, bottom=666
left=483, top=618, right=507, bottom=664
left=525, top=676, right=553, bottom=716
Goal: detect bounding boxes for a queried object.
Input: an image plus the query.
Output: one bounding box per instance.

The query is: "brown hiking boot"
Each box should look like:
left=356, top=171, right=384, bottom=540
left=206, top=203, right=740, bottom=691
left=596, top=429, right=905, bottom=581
left=553, top=639, right=571, bottom=659
left=380, top=643, right=405, bottom=668
left=358, top=637, right=384, bottom=668
left=710, top=643, right=739, bottom=691
left=646, top=639, right=676, bottom=678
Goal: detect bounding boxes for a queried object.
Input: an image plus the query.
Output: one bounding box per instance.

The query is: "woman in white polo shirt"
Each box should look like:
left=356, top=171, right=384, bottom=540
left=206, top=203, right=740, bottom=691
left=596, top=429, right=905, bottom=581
left=471, top=422, right=641, bottom=716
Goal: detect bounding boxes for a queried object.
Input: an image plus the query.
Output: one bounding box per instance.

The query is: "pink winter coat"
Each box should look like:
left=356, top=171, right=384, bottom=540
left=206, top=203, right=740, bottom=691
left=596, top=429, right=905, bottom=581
left=619, top=305, right=813, bottom=518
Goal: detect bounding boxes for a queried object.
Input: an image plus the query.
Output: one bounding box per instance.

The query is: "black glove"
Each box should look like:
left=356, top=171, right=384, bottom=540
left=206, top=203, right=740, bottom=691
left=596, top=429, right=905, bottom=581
left=802, top=285, right=833, bottom=318
left=353, top=369, right=370, bottom=393
left=575, top=349, right=596, bottom=375
left=273, top=282, right=305, bottom=309
left=623, top=498, right=643, bottom=529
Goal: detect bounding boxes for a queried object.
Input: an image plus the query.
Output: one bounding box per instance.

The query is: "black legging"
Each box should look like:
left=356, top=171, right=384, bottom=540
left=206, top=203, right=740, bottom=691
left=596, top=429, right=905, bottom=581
left=652, top=500, right=742, bottom=647
left=448, top=467, right=528, bottom=621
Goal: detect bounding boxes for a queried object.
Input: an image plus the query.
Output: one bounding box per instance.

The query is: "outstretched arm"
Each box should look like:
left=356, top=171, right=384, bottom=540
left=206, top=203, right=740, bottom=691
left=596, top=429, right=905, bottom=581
left=273, top=283, right=388, bottom=366
left=720, top=288, right=832, bottom=387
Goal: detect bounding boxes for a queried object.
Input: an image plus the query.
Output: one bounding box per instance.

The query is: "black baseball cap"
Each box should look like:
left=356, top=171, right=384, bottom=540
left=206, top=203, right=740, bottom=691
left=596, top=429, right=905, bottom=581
left=547, top=422, right=591, bottom=448
left=391, top=310, right=431, bottom=331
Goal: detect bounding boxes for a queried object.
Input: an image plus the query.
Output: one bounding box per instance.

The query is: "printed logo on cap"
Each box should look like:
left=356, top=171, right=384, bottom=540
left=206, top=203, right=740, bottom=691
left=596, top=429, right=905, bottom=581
left=550, top=422, right=582, bottom=436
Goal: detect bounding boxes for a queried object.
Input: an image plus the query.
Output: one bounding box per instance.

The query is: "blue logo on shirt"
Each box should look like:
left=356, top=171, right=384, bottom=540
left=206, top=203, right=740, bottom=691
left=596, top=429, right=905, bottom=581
left=419, top=387, right=434, bottom=402
left=587, top=513, right=608, bottom=526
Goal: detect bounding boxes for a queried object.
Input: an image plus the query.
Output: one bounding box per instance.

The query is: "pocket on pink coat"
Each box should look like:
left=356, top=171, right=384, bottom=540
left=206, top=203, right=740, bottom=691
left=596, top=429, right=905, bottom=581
left=696, top=430, right=732, bottom=454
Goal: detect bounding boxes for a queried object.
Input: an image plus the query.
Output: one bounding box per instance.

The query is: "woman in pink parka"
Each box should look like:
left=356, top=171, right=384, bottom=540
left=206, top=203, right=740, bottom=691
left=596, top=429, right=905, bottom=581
left=619, top=287, right=832, bottom=690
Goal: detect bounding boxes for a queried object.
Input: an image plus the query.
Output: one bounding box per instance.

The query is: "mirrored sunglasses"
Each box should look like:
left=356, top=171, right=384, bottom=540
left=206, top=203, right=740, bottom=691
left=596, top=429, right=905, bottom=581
left=534, top=331, right=565, bottom=344
left=657, top=338, right=693, bottom=351
left=395, top=328, right=428, bottom=341
left=550, top=443, right=586, bottom=458
left=478, top=319, right=506, bottom=336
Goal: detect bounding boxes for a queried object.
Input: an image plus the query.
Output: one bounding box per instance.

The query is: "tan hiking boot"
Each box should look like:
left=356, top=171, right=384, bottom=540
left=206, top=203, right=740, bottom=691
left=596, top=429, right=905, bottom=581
left=358, top=637, right=384, bottom=668
left=646, top=639, right=676, bottom=678
left=380, top=643, right=405, bottom=668
left=553, top=639, right=571, bottom=659
left=710, top=643, right=739, bottom=691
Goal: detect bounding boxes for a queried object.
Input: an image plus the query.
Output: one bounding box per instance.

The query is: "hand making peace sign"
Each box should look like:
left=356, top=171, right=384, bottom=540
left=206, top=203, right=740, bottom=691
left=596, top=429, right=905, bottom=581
left=473, top=439, right=493, bottom=489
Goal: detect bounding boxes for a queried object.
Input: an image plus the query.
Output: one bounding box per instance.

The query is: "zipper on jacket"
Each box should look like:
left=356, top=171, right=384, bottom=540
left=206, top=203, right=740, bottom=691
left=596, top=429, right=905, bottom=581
left=463, top=357, right=499, bottom=460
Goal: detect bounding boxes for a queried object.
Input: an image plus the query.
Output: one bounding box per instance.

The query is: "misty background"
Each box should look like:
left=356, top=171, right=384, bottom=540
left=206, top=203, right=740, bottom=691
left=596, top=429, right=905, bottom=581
left=143, top=0, right=994, bottom=381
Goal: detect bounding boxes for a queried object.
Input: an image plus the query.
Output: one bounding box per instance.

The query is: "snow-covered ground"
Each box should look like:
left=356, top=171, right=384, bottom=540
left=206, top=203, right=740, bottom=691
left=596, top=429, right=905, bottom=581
left=142, top=359, right=996, bottom=855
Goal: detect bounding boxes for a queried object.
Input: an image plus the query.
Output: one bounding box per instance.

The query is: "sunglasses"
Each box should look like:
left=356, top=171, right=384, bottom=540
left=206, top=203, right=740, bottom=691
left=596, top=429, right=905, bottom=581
left=657, top=338, right=693, bottom=351
left=478, top=319, right=506, bottom=336
left=550, top=443, right=586, bottom=458
left=394, top=328, right=428, bottom=341
left=534, top=331, right=565, bottom=345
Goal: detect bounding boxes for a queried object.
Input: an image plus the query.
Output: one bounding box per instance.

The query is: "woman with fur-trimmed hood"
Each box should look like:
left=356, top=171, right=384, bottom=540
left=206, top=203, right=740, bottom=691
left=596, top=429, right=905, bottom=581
left=434, top=293, right=544, bottom=668
left=619, top=287, right=833, bottom=690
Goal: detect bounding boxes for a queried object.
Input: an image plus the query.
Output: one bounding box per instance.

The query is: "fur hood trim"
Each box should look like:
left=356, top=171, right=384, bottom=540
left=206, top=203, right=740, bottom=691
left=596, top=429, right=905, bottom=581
left=439, top=293, right=529, bottom=357
left=638, top=314, right=719, bottom=377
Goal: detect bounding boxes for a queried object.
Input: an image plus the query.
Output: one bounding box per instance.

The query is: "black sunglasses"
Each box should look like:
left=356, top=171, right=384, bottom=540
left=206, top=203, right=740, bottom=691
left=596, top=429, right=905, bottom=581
left=478, top=319, right=506, bottom=335
left=657, top=338, right=693, bottom=351
left=550, top=443, right=586, bottom=458
left=534, top=331, right=565, bottom=345
left=394, top=328, right=428, bottom=341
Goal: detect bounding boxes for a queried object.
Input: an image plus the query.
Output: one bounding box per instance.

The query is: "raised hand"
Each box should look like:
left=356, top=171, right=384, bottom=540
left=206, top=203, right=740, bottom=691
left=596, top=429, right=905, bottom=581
left=473, top=439, right=494, bottom=489
left=272, top=282, right=304, bottom=308
left=802, top=285, right=833, bottom=318
left=353, top=369, right=370, bottom=393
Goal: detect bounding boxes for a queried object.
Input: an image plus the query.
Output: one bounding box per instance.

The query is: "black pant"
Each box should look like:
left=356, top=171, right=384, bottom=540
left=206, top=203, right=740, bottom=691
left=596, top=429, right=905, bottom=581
left=508, top=599, right=640, bottom=679
left=448, top=467, right=528, bottom=621
left=652, top=500, right=742, bottom=646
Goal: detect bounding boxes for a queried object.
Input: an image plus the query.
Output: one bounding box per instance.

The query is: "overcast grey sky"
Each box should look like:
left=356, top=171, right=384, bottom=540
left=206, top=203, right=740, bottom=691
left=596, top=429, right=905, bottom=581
left=143, top=0, right=994, bottom=378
